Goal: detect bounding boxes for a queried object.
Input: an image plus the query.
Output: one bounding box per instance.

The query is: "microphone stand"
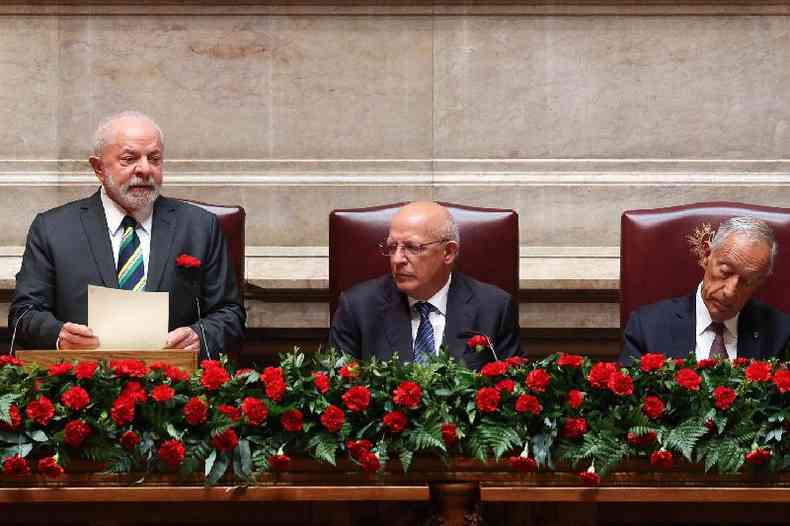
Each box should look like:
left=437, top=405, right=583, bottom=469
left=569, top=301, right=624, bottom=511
left=9, top=304, right=35, bottom=357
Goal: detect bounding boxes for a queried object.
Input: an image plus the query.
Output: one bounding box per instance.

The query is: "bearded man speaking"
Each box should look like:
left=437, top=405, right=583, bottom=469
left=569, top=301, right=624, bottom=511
left=9, top=111, right=245, bottom=359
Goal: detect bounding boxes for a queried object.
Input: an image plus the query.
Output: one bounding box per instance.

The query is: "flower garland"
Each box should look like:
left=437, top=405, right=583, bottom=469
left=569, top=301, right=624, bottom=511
left=1, top=351, right=789, bottom=485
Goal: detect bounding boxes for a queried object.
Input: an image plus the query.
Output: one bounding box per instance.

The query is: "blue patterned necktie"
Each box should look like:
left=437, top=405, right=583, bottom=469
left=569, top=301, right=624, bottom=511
left=413, top=301, right=435, bottom=364
left=117, top=215, right=146, bottom=291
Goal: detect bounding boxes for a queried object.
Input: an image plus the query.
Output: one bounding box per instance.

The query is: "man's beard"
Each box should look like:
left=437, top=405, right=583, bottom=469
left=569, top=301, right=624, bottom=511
left=106, top=174, right=160, bottom=217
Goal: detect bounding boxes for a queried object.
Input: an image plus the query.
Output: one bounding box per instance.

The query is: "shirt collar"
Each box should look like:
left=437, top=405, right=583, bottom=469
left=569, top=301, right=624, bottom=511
left=407, top=273, right=452, bottom=316
left=100, top=186, right=152, bottom=235
left=695, top=282, right=739, bottom=337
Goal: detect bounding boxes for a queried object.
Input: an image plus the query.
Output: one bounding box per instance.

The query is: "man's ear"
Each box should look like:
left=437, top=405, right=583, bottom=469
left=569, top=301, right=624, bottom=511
left=444, top=241, right=459, bottom=265
left=89, top=156, right=105, bottom=183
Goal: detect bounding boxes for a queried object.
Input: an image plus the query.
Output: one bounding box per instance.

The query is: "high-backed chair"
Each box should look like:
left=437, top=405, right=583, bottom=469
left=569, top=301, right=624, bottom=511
left=329, top=202, right=519, bottom=321
left=181, top=200, right=246, bottom=358
left=620, top=202, right=790, bottom=329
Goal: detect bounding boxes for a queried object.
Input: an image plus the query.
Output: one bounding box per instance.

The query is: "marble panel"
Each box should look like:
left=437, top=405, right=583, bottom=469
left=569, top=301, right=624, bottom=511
left=434, top=16, right=790, bottom=159
left=521, top=302, right=619, bottom=329
left=49, top=15, right=432, bottom=160
left=246, top=300, right=327, bottom=329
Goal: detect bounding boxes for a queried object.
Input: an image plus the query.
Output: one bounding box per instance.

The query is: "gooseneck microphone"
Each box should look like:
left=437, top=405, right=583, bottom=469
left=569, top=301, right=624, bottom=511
left=9, top=304, right=35, bottom=357
left=458, top=329, right=499, bottom=361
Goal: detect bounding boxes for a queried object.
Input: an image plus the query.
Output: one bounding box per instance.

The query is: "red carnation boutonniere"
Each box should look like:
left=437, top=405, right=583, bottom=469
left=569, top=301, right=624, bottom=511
left=176, top=254, right=201, bottom=269
left=466, top=333, right=499, bottom=361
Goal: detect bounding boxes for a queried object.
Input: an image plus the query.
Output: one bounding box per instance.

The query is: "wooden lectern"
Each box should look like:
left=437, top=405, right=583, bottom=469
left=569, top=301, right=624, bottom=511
left=15, top=349, right=198, bottom=373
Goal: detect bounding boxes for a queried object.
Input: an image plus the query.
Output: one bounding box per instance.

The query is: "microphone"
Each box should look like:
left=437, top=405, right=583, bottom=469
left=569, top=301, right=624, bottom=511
left=9, top=304, right=35, bottom=357
left=194, top=297, right=212, bottom=360
left=458, top=329, right=499, bottom=361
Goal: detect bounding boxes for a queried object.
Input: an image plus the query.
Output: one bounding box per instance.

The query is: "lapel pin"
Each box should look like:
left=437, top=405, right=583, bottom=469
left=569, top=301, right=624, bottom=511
left=754, top=331, right=759, bottom=340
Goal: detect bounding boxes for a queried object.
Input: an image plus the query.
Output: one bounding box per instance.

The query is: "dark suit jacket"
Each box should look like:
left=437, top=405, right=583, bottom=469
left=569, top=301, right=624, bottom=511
left=328, top=272, right=521, bottom=370
left=9, top=191, right=245, bottom=359
left=619, top=293, right=790, bottom=365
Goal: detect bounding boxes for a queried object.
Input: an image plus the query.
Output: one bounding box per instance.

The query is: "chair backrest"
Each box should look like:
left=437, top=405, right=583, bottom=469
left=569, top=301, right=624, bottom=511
left=180, top=200, right=246, bottom=298
left=620, top=202, right=790, bottom=329
left=329, top=202, right=519, bottom=321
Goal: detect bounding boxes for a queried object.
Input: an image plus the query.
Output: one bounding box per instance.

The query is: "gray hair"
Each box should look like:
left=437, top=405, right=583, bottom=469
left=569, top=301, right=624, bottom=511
left=437, top=213, right=460, bottom=247
left=710, top=216, right=778, bottom=274
left=93, top=111, right=164, bottom=156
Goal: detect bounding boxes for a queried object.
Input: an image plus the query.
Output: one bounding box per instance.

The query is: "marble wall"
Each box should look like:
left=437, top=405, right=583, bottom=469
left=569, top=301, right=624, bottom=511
left=2, top=3, right=790, bottom=251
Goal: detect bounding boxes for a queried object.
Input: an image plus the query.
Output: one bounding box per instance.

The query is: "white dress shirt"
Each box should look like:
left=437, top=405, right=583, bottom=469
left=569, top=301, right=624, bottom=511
left=100, top=187, right=152, bottom=282
left=695, top=282, right=738, bottom=360
left=407, top=274, right=452, bottom=355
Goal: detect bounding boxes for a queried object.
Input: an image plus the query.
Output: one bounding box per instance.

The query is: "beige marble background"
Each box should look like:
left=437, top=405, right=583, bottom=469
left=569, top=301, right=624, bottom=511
left=2, top=10, right=790, bottom=249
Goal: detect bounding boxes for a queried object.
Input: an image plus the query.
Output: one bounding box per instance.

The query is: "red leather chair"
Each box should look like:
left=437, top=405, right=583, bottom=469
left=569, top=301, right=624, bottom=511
left=620, top=202, right=790, bottom=329
left=329, top=202, right=519, bottom=321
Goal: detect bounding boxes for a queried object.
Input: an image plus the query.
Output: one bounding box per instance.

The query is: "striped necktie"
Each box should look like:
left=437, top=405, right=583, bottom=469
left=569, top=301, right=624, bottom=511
left=117, top=215, right=145, bottom=291
left=413, top=301, right=435, bottom=364
left=708, top=321, right=727, bottom=359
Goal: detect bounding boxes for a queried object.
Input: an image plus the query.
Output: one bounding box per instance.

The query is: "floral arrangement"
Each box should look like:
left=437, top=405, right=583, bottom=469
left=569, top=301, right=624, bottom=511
left=1, top=349, right=789, bottom=486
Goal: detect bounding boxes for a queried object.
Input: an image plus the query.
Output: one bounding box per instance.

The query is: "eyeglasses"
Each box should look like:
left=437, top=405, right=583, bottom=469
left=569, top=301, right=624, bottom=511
left=378, top=239, right=448, bottom=257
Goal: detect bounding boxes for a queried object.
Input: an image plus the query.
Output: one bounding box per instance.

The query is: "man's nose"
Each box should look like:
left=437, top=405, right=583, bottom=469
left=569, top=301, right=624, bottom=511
left=722, top=276, right=739, bottom=298
left=390, top=246, right=408, bottom=265
left=134, top=157, right=152, bottom=176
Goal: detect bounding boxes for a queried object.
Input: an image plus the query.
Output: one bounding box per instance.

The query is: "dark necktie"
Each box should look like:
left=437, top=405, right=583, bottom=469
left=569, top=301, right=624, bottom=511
left=117, top=215, right=145, bottom=291
left=413, top=302, right=435, bottom=364
left=708, top=321, right=727, bottom=359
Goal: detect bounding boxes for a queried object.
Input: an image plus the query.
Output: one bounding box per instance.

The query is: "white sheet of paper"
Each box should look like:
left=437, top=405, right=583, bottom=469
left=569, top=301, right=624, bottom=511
left=88, top=285, right=169, bottom=350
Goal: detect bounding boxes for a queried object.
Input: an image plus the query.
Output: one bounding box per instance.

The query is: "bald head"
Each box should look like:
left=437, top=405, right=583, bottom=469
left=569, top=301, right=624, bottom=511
left=387, top=202, right=460, bottom=300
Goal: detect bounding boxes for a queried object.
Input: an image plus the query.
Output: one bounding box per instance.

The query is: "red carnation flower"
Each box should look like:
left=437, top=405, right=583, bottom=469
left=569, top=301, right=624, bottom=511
left=183, top=397, right=208, bottom=426
left=745, top=447, right=772, bottom=465
left=151, top=384, right=176, bottom=403
left=262, top=367, right=286, bottom=402
left=383, top=411, right=408, bottom=433
left=774, top=369, right=790, bottom=393
left=281, top=409, right=303, bottom=432
left=639, top=353, right=666, bottom=373
left=567, top=389, right=585, bottom=409
left=675, top=368, right=702, bottom=391
left=217, top=404, right=242, bottom=422
left=496, top=379, right=516, bottom=394
left=201, top=366, right=230, bottom=391
left=269, top=454, right=291, bottom=471
left=0, top=355, right=23, bottom=368
left=342, top=386, right=371, bottom=412
left=467, top=334, right=489, bottom=351
left=120, top=430, right=140, bottom=451
left=359, top=450, right=381, bottom=473
left=320, top=405, right=345, bottom=433
left=608, top=370, right=634, bottom=396
left=505, top=356, right=527, bottom=368
left=697, top=358, right=718, bottom=370
left=480, top=361, right=508, bottom=377
left=159, top=439, right=185, bottom=468
left=650, top=450, right=673, bottom=469
left=121, top=381, right=147, bottom=404
left=241, top=397, right=268, bottom=426
left=211, top=429, right=239, bottom=452
left=642, top=395, right=665, bottom=420
left=713, top=386, right=737, bottom=411
left=515, top=394, right=542, bottom=415
left=393, top=381, right=423, bottom=409
left=733, top=357, right=751, bottom=368
left=111, top=397, right=136, bottom=426
left=61, top=386, right=91, bottom=411
left=312, top=371, right=330, bottom=394
left=74, top=361, right=98, bottom=380
left=587, top=362, right=617, bottom=389
left=0, top=404, right=22, bottom=431
left=441, top=423, right=458, bottom=446
left=562, top=417, right=588, bottom=439
left=176, top=253, right=201, bottom=268
left=339, top=361, right=361, bottom=380
left=627, top=430, right=657, bottom=447
left=37, top=456, right=64, bottom=478
left=64, top=419, right=92, bottom=448
left=578, top=470, right=600, bottom=486
left=111, top=359, right=147, bottom=378
left=48, top=363, right=72, bottom=377
left=346, top=439, right=374, bottom=460
left=556, top=353, right=583, bottom=368
left=262, top=366, right=285, bottom=384
left=201, top=359, right=223, bottom=370
left=526, top=369, right=551, bottom=392
left=2, top=455, right=30, bottom=476
left=25, top=395, right=55, bottom=426
left=164, top=366, right=190, bottom=383
left=745, top=361, right=772, bottom=383
left=674, top=358, right=687, bottom=367
left=509, top=456, right=538, bottom=473
left=475, top=387, right=501, bottom=413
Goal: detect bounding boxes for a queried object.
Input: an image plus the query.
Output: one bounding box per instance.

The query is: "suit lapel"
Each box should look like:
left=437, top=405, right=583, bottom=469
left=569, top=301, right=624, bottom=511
left=736, top=301, right=761, bottom=359
left=79, top=191, right=118, bottom=288
left=381, top=278, right=414, bottom=364
left=145, top=197, right=177, bottom=292
left=668, top=294, right=696, bottom=358
left=444, top=274, right=476, bottom=362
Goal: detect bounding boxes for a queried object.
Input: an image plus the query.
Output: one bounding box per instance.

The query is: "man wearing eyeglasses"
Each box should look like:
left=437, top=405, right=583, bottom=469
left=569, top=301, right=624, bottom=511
left=328, top=201, right=520, bottom=370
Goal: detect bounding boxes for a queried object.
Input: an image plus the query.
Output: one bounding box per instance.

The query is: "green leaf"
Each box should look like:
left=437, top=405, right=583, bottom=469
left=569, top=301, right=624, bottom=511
left=205, top=450, right=217, bottom=478
left=664, top=417, right=707, bottom=461
left=27, top=430, right=49, bottom=443
left=399, top=449, right=413, bottom=473
left=205, top=452, right=229, bottom=486
left=237, top=439, right=253, bottom=480
left=0, top=393, right=21, bottom=425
